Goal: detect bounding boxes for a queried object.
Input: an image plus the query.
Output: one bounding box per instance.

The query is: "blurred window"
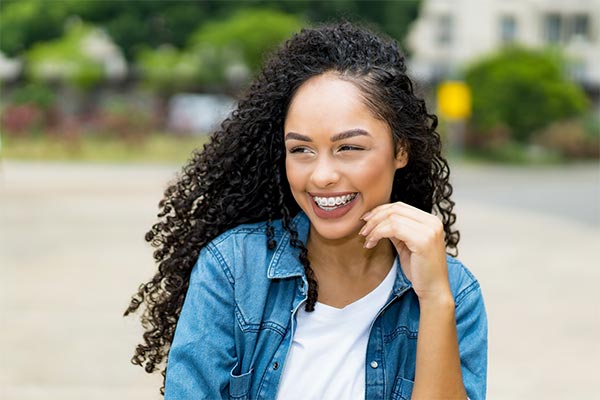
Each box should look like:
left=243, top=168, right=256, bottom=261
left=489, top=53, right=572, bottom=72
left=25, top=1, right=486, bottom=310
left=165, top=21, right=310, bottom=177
left=572, top=14, right=590, bottom=41
left=500, top=15, right=518, bottom=43
left=437, top=14, right=453, bottom=46
left=543, top=13, right=562, bottom=44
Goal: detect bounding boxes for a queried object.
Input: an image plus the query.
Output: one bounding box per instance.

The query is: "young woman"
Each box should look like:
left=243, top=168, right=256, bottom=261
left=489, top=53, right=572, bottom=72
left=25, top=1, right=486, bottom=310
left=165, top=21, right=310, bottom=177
left=125, top=21, right=487, bottom=400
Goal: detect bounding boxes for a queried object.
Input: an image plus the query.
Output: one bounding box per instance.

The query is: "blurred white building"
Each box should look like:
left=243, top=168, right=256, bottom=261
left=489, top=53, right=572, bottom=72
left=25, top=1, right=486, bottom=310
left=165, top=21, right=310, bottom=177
left=407, top=0, right=600, bottom=89
left=0, top=51, right=22, bottom=81
left=81, top=28, right=127, bottom=81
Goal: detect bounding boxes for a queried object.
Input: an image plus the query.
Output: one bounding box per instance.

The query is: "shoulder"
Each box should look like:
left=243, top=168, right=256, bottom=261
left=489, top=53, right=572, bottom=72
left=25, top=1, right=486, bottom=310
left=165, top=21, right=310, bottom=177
left=199, top=218, right=289, bottom=279
left=208, top=218, right=287, bottom=252
left=445, top=255, right=483, bottom=308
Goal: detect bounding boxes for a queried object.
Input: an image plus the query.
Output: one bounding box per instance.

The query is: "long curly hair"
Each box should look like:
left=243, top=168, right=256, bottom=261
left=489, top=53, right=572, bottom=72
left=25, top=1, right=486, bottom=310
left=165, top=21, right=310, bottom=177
left=125, top=21, right=459, bottom=393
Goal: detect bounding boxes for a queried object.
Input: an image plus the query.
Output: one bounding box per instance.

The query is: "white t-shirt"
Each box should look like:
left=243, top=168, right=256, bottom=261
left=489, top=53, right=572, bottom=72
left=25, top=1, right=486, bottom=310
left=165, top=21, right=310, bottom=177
left=276, top=260, right=397, bottom=400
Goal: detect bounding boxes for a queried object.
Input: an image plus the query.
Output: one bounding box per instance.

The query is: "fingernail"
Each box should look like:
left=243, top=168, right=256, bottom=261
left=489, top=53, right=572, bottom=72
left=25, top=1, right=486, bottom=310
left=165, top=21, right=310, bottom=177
left=358, top=226, right=367, bottom=236
left=361, top=212, right=372, bottom=221
left=364, top=239, right=374, bottom=249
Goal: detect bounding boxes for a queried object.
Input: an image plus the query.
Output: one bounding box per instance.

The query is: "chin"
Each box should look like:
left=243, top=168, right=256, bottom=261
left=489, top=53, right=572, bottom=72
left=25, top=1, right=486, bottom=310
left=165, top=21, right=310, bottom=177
left=304, top=210, right=363, bottom=242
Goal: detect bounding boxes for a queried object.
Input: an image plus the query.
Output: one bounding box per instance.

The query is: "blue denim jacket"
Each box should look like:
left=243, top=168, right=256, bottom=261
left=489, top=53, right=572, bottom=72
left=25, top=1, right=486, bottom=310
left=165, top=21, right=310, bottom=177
left=164, top=211, right=487, bottom=399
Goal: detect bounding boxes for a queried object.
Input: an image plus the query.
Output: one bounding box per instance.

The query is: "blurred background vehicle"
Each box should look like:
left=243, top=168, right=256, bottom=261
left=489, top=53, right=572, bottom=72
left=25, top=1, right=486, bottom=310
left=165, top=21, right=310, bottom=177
left=166, top=93, right=235, bottom=135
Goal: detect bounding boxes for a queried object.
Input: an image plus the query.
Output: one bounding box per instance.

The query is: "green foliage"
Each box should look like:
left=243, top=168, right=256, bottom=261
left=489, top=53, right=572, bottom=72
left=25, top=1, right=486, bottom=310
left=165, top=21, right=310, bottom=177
left=533, top=111, right=600, bottom=159
left=465, top=47, right=589, bottom=142
left=10, top=82, right=56, bottom=109
left=189, top=8, right=304, bottom=76
left=2, top=0, right=422, bottom=93
left=301, top=0, right=420, bottom=52
left=63, top=0, right=210, bottom=60
left=1, top=0, right=421, bottom=60
left=0, top=0, right=209, bottom=60
left=137, top=45, right=200, bottom=93
left=25, top=21, right=104, bottom=90
left=0, top=0, right=69, bottom=56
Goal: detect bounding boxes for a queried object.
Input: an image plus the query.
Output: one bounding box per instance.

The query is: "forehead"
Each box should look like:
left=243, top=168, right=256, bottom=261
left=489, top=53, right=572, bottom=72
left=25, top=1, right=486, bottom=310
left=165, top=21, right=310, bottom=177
left=284, top=73, right=389, bottom=136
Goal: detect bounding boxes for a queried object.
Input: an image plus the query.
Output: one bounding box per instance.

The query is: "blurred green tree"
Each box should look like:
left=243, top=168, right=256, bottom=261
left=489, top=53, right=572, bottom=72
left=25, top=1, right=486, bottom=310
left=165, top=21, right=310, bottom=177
left=63, top=0, right=211, bottom=61
left=189, top=8, right=303, bottom=77
left=465, top=47, right=589, bottom=142
left=0, top=0, right=69, bottom=56
left=1, top=0, right=420, bottom=60
left=302, top=0, right=420, bottom=52
left=136, top=45, right=200, bottom=93
left=25, top=21, right=106, bottom=90
left=136, top=8, right=302, bottom=94
left=0, top=0, right=211, bottom=60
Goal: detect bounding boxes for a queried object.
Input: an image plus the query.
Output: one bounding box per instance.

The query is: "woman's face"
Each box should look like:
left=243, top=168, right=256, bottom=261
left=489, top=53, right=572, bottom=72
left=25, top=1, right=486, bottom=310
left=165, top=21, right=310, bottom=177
left=284, top=72, right=407, bottom=241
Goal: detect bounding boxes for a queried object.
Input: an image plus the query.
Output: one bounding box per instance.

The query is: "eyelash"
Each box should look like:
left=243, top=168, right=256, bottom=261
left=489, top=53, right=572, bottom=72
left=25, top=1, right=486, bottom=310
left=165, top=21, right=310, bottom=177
left=339, top=145, right=363, bottom=151
left=288, top=145, right=363, bottom=153
left=289, top=147, right=310, bottom=154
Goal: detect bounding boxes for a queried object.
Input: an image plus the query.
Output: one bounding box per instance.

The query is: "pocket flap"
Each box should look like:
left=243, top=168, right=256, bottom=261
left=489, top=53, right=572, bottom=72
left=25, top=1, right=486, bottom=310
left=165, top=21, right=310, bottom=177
left=391, top=377, right=414, bottom=400
left=229, top=364, right=253, bottom=399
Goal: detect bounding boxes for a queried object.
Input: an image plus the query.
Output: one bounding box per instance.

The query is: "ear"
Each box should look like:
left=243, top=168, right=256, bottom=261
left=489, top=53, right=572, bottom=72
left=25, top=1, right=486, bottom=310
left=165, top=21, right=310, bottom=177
left=394, top=145, right=408, bottom=169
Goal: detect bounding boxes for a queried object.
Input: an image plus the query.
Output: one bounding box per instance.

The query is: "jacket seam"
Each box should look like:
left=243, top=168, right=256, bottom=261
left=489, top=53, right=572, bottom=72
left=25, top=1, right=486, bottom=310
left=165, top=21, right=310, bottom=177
left=384, top=326, right=419, bottom=343
left=212, top=225, right=285, bottom=246
left=234, top=304, right=287, bottom=336
left=454, top=280, right=480, bottom=308
left=206, top=242, right=235, bottom=286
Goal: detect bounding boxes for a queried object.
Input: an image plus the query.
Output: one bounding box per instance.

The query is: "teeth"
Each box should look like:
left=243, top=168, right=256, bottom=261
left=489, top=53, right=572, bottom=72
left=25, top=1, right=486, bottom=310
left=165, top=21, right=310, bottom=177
left=312, top=193, right=357, bottom=210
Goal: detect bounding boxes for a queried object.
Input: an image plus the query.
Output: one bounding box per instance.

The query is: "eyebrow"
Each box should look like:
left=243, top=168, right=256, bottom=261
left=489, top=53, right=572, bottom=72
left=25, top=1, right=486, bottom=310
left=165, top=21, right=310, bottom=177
left=284, top=128, right=371, bottom=142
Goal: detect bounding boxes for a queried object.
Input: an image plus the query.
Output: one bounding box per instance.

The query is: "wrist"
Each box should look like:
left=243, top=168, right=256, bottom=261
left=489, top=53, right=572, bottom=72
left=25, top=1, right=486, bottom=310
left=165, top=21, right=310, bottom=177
left=417, top=288, right=455, bottom=309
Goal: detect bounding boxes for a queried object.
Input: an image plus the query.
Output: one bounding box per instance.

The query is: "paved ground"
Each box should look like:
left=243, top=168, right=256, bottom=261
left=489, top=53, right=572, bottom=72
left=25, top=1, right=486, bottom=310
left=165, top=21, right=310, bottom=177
left=1, top=160, right=599, bottom=399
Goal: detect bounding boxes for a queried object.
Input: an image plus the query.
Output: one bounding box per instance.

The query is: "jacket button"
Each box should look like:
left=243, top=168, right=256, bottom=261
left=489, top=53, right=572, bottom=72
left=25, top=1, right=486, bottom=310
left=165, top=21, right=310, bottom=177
left=273, top=362, right=279, bottom=370
left=370, top=361, right=379, bottom=369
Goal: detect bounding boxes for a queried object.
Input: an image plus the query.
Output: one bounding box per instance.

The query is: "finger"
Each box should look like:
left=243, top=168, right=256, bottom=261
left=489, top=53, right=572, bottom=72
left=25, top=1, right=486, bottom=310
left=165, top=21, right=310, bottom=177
left=360, top=202, right=442, bottom=238
left=363, top=217, right=419, bottom=250
left=393, top=239, right=409, bottom=256
left=360, top=202, right=395, bottom=220
left=364, top=215, right=432, bottom=251
left=362, top=202, right=438, bottom=228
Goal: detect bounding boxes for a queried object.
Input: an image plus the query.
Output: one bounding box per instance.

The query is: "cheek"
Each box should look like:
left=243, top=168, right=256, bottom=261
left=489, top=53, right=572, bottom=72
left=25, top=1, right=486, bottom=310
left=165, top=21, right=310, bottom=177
left=353, top=157, right=397, bottom=196
left=285, top=160, right=304, bottom=192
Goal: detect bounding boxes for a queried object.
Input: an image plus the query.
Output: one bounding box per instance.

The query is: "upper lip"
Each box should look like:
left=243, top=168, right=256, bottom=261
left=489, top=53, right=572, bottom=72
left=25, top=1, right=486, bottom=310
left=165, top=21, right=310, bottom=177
left=308, top=192, right=357, bottom=197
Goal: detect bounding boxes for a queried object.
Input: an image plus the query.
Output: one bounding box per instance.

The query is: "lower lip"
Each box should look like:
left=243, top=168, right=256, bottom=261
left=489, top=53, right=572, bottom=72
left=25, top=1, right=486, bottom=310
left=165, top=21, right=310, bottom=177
left=309, top=194, right=359, bottom=219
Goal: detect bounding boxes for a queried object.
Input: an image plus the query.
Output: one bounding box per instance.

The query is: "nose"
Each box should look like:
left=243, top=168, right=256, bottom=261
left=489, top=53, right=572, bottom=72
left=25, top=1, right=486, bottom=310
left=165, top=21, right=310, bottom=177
left=310, top=155, right=340, bottom=188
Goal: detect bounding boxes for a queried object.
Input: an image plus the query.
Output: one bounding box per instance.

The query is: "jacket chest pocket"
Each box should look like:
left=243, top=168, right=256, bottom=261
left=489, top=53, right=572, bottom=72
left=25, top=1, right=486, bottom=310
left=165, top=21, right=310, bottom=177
left=391, top=377, right=414, bottom=400
left=229, top=366, right=253, bottom=399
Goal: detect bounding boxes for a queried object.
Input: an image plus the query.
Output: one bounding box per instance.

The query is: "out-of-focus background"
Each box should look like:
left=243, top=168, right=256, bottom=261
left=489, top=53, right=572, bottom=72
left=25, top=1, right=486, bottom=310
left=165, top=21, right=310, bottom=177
left=0, top=1, right=598, bottom=399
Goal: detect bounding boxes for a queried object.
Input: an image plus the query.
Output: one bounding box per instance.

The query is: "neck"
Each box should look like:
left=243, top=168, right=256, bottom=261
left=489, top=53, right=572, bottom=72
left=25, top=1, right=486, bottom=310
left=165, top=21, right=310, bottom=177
left=306, top=226, right=396, bottom=279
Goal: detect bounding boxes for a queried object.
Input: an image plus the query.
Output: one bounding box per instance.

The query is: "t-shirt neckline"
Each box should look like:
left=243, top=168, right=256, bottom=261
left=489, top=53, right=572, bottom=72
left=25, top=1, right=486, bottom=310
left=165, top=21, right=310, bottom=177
left=312, top=258, right=398, bottom=318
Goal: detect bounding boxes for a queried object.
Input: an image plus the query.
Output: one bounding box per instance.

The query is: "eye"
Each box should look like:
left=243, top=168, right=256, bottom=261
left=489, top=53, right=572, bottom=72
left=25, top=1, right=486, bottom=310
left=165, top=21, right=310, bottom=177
left=288, top=146, right=312, bottom=154
left=338, top=145, right=364, bottom=152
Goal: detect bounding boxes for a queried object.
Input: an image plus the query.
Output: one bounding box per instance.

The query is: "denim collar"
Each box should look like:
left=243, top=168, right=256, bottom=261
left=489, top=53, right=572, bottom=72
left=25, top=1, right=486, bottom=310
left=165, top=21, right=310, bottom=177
left=266, top=211, right=412, bottom=295
left=266, top=212, right=309, bottom=280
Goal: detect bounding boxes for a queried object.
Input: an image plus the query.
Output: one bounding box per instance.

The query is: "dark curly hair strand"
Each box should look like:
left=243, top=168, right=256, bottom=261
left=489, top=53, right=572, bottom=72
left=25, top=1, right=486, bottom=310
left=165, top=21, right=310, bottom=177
left=125, top=21, right=459, bottom=394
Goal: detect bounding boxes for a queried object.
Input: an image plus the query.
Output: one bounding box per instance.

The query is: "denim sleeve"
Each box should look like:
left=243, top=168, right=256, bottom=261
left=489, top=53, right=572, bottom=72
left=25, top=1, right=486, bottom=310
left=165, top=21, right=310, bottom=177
left=164, top=244, right=236, bottom=399
left=455, top=282, right=488, bottom=400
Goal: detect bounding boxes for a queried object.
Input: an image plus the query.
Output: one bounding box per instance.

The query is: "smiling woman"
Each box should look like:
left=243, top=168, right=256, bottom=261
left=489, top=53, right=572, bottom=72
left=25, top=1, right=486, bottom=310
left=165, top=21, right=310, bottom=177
left=284, top=73, right=406, bottom=242
left=125, top=21, right=487, bottom=400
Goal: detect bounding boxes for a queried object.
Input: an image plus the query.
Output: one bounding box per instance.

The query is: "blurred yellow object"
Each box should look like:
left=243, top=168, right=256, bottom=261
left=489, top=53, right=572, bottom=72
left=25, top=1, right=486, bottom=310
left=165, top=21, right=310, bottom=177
left=437, top=81, right=471, bottom=120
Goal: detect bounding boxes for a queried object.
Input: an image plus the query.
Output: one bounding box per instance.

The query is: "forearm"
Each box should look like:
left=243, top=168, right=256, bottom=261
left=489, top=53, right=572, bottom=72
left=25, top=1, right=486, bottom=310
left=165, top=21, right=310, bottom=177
left=411, top=293, right=467, bottom=399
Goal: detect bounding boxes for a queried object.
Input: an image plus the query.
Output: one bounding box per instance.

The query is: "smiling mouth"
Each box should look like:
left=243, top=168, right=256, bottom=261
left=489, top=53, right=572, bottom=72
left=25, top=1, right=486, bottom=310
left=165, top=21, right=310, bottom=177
left=311, top=193, right=358, bottom=211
